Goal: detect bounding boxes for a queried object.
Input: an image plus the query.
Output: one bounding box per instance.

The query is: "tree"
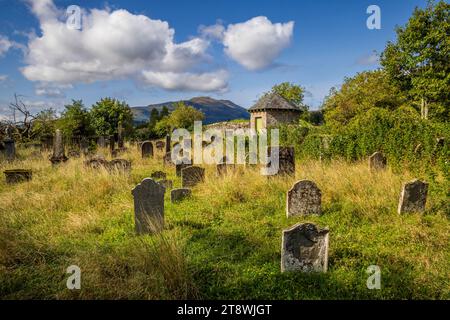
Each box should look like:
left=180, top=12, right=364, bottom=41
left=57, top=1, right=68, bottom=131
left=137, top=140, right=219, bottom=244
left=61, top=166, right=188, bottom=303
left=269, top=82, right=308, bottom=112
left=160, top=106, right=170, bottom=118
left=154, top=102, right=204, bottom=135
left=380, top=0, right=450, bottom=121
left=31, top=108, right=58, bottom=140
left=58, top=100, right=93, bottom=138
left=322, top=70, right=406, bottom=130
left=90, top=98, right=133, bottom=136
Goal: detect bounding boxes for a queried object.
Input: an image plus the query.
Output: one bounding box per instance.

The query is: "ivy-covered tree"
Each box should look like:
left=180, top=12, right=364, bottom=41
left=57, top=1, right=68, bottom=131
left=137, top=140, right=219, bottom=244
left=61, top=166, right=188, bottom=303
left=269, top=82, right=308, bottom=112
left=380, top=0, right=450, bottom=121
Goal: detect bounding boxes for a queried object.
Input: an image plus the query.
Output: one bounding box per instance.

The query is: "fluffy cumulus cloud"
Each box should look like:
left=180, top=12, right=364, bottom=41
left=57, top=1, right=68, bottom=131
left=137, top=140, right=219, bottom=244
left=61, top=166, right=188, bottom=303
left=141, top=70, right=228, bottom=92
left=21, top=0, right=226, bottom=92
left=222, top=16, right=294, bottom=70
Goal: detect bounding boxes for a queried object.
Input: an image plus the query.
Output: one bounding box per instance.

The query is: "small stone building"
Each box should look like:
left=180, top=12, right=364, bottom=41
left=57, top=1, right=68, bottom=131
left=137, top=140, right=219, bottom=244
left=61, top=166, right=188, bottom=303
left=248, top=93, right=302, bottom=131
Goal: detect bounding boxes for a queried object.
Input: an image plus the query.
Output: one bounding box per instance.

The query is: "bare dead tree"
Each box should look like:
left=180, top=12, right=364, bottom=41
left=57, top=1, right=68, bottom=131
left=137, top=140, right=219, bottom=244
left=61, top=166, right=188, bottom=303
left=8, top=93, right=36, bottom=140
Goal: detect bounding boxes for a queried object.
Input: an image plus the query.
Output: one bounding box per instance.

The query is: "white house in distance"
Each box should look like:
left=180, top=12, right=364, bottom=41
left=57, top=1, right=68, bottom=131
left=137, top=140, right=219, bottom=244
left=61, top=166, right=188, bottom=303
left=248, top=93, right=302, bottom=131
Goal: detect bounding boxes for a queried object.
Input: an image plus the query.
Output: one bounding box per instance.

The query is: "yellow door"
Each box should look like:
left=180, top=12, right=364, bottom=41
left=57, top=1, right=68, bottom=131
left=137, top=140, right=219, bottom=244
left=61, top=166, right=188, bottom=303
left=255, top=117, right=262, bottom=132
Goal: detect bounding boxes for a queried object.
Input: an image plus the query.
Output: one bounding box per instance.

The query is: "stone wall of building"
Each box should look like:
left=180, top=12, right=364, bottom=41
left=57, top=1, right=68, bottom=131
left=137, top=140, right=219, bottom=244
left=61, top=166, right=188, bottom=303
left=265, top=110, right=300, bottom=127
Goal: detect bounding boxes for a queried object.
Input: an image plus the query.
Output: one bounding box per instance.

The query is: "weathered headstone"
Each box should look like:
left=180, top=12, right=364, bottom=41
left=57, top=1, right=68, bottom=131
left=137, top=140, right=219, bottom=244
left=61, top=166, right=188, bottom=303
left=398, top=179, right=428, bottom=214
left=157, top=179, right=173, bottom=190
left=176, top=163, right=191, bottom=177
left=151, top=171, right=167, bottom=180
left=84, top=157, right=109, bottom=170
left=163, top=152, right=173, bottom=166
left=171, top=188, right=191, bottom=203
left=281, top=223, right=329, bottom=273
left=3, top=137, right=15, bottom=161
left=141, top=141, right=153, bottom=158
left=217, top=156, right=235, bottom=176
left=266, top=146, right=295, bottom=176
left=49, top=129, right=68, bottom=165
left=181, top=166, right=205, bottom=188
left=369, top=152, right=387, bottom=170
left=80, top=137, right=89, bottom=155
left=4, top=169, right=32, bottom=184
left=155, top=140, right=165, bottom=151
left=165, top=135, right=171, bottom=153
left=109, top=159, right=131, bottom=173
left=286, top=180, right=322, bottom=217
left=131, top=178, right=165, bottom=234
left=117, top=122, right=124, bottom=149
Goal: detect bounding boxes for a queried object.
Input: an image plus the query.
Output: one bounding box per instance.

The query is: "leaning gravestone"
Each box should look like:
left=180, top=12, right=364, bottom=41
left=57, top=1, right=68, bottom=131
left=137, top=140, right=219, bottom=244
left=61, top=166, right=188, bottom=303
left=49, top=129, right=68, bottom=165
left=281, top=223, right=329, bottom=273
left=141, top=141, right=153, bottom=158
left=109, top=159, right=131, bottom=174
left=369, top=152, right=387, bottom=170
left=176, top=163, right=191, bottom=177
left=398, top=179, right=428, bottom=214
left=266, top=146, right=295, bottom=176
left=131, top=178, right=165, bottom=234
left=217, top=156, right=235, bottom=176
left=171, top=188, right=191, bottom=203
left=151, top=171, right=167, bottom=180
left=286, top=180, right=322, bottom=217
left=4, top=169, right=32, bottom=184
left=181, top=166, right=205, bottom=188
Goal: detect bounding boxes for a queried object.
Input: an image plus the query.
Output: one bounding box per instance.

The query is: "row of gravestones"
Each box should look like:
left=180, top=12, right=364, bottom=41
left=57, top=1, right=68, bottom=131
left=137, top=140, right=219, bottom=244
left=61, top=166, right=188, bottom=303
left=140, top=135, right=171, bottom=158
left=282, top=178, right=428, bottom=272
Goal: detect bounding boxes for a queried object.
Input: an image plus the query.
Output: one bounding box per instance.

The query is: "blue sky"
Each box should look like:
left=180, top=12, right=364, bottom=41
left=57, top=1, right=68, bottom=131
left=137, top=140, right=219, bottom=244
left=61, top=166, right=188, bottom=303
left=0, top=0, right=428, bottom=118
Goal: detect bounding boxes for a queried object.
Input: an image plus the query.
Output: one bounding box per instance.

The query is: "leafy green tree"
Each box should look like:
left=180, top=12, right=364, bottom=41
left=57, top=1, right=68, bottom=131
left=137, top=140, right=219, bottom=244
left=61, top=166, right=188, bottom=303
left=153, top=102, right=204, bottom=135
left=380, top=0, right=450, bottom=121
left=90, top=98, right=133, bottom=136
left=269, top=82, right=308, bottom=112
left=58, top=100, right=93, bottom=138
left=31, top=108, right=58, bottom=140
left=322, top=70, right=406, bottom=130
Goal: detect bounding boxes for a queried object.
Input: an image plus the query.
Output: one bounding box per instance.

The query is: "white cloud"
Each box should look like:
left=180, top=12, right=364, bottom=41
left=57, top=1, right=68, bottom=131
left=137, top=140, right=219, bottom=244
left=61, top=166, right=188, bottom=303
left=0, top=35, right=13, bottom=56
left=198, top=23, right=225, bottom=40
left=141, top=70, right=228, bottom=92
left=0, top=75, right=8, bottom=82
left=222, top=16, right=294, bottom=70
left=357, top=52, right=379, bottom=65
left=21, top=0, right=226, bottom=92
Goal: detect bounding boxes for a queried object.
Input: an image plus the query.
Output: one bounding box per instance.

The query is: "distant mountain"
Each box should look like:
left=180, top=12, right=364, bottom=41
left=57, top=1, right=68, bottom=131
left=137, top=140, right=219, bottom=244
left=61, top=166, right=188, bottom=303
left=131, top=96, right=250, bottom=125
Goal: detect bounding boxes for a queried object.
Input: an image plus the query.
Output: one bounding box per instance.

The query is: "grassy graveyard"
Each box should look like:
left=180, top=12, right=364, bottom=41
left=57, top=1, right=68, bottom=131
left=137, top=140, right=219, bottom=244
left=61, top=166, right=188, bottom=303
left=0, top=146, right=448, bottom=299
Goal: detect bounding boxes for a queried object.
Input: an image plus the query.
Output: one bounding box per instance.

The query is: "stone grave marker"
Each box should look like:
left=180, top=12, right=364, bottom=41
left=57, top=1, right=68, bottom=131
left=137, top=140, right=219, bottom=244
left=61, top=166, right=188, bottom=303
left=286, top=180, right=322, bottom=217
left=141, top=141, right=154, bottom=158
left=181, top=166, right=205, bottom=188
left=171, top=188, right=191, bottom=203
left=151, top=171, right=167, bottom=180
left=281, top=222, right=329, bottom=273
left=131, top=178, right=165, bottom=234
left=49, top=129, right=68, bottom=165
left=398, top=179, right=428, bottom=214
left=369, top=152, right=387, bottom=170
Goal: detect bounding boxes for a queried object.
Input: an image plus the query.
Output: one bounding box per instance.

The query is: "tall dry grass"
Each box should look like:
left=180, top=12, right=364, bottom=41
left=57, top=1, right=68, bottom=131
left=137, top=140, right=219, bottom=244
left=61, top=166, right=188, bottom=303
left=0, top=144, right=448, bottom=299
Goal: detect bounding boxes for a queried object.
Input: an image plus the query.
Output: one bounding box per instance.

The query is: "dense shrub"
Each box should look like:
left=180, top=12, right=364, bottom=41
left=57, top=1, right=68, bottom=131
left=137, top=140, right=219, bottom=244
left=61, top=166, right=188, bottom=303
left=279, top=107, right=449, bottom=177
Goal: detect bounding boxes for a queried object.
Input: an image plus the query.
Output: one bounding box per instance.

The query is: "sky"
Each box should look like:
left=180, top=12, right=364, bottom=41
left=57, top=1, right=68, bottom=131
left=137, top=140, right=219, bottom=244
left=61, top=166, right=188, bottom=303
left=0, top=0, right=429, bottom=119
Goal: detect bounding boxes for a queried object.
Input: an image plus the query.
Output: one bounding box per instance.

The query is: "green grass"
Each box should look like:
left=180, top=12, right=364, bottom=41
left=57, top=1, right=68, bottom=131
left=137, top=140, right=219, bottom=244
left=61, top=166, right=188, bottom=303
left=0, top=146, right=449, bottom=299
